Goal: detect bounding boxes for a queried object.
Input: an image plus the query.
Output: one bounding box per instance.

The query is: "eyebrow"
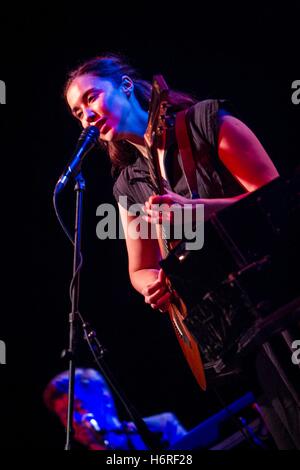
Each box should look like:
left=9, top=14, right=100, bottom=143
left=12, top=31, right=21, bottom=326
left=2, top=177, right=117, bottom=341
left=71, top=87, right=100, bottom=116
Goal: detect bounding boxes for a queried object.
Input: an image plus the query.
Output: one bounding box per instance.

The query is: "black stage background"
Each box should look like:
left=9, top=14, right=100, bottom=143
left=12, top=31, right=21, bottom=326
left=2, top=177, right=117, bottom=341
left=0, top=4, right=299, bottom=449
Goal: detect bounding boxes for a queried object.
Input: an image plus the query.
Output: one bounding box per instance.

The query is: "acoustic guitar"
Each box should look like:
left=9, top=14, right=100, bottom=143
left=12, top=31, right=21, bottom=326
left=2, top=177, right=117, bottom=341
left=143, top=75, right=206, bottom=390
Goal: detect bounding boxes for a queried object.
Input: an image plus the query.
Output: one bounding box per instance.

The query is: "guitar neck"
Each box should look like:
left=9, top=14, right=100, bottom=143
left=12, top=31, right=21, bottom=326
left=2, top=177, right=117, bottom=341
left=145, top=144, right=167, bottom=195
left=143, top=145, right=170, bottom=258
left=143, top=74, right=177, bottom=259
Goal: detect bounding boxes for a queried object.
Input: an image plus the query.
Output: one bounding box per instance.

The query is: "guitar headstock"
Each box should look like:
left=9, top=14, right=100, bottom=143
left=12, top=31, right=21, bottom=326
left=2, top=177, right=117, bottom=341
left=144, top=74, right=174, bottom=149
left=143, top=74, right=175, bottom=195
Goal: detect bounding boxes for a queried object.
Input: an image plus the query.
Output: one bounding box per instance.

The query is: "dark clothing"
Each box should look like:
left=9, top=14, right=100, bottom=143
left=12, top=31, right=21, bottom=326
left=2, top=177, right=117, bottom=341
left=112, top=99, right=300, bottom=449
left=113, top=100, right=245, bottom=211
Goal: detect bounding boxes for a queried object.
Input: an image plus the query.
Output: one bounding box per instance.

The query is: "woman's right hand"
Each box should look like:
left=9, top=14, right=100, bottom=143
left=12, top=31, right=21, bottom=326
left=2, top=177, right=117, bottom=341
left=141, top=269, right=171, bottom=312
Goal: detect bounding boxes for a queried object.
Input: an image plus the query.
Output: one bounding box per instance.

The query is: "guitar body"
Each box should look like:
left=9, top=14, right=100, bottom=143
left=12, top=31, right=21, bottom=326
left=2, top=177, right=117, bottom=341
left=145, top=76, right=206, bottom=390
left=168, top=288, right=207, bottom=390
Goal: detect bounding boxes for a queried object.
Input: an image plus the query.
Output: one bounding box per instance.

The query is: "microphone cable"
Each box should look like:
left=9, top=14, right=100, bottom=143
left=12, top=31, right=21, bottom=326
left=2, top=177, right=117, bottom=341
left=53, top=190, right=83, bottom=303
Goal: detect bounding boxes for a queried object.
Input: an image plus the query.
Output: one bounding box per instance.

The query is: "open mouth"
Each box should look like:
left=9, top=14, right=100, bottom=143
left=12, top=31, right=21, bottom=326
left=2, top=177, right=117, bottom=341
left=93, top=117, right=107, bottom=133
left=100, top=122, right=109, bottom=133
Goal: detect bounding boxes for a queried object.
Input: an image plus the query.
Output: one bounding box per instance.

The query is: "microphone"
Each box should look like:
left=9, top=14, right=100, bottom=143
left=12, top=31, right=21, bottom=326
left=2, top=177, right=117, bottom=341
left=54, top=125, right=100, bottom=194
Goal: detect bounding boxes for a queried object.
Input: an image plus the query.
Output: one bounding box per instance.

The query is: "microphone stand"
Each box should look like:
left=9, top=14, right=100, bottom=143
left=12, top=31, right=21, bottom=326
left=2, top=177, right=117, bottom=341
left=61, top=171, right=162, bottom=451
left=64, top=171, right=85, bottom=450
left=80, top=319, right=163, bottom=451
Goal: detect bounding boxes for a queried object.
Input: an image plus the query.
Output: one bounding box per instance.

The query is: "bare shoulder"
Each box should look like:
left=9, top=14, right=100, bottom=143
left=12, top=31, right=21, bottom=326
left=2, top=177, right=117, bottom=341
left=217, top=114, right=279, bottom=191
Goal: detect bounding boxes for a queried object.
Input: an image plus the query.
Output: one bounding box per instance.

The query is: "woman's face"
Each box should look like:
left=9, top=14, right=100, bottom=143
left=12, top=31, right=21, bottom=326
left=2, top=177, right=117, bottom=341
left=66, top=73, right=132, bottom=142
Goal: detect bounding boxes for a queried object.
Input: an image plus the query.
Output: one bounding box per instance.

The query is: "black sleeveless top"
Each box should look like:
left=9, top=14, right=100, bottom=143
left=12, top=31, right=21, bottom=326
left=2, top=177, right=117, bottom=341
left=112, top=99, right=245, bottom=210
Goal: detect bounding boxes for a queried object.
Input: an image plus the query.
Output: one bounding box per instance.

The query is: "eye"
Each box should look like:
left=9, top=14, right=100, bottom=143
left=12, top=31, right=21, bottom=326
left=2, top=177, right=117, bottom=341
left=87, top=93, right=97, bottom=104
left=75, top=110, right=83, bottom=120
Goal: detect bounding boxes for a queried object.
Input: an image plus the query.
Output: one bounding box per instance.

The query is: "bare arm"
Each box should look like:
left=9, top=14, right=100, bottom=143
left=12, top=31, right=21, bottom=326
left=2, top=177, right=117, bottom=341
left=144, top=114, right=280, bottom=221
left=218, top=114, right=279, bottom=191
left=193, top=113, right=280, bottom=217
left=118, top=203, right=160, bottom=292
left=118, top=203, right=171, bottom=310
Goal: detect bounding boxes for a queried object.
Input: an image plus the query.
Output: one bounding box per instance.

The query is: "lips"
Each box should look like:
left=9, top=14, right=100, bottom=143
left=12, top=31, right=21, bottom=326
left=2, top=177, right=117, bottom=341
left=94, top=117, right=107, bottom=133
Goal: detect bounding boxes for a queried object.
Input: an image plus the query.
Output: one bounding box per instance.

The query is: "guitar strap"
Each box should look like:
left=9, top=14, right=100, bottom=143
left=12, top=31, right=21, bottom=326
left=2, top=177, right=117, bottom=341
left=175, top=109, right=200, bottom=199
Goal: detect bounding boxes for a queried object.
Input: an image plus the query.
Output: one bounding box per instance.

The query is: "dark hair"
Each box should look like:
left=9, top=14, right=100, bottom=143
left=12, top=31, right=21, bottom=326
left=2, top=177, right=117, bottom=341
left=43, top=368, right=109, bottom=412
left=64, top=53, right=197, bottom=174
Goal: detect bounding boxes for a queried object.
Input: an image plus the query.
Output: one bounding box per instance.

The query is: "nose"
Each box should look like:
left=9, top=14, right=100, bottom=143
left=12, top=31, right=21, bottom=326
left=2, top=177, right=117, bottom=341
left=83, top=107, right=97, bottom=125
